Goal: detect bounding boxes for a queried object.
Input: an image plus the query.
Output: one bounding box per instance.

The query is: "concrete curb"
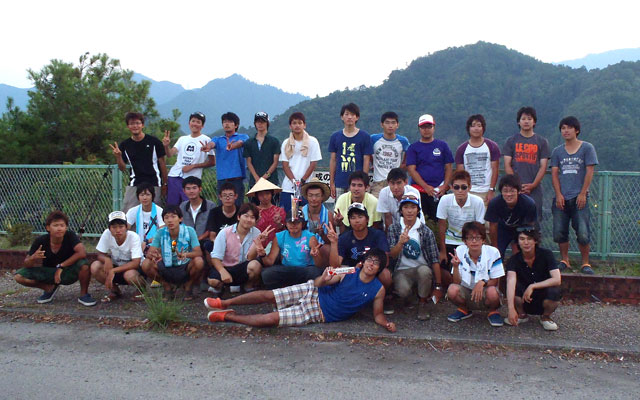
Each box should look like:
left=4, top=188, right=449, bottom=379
left=2, top=306, right=638, bottom=357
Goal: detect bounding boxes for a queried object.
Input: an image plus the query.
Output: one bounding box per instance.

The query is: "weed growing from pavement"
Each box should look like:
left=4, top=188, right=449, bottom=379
left=137, top=286, right=184, bottom=331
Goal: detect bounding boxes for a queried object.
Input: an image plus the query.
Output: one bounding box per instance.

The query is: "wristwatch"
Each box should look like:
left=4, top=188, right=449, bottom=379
left=488, top=188, right=495, bottom=192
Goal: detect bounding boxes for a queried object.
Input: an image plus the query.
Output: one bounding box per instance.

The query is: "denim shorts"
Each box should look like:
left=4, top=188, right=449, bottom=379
left=552, top=197, right=591, bottom=245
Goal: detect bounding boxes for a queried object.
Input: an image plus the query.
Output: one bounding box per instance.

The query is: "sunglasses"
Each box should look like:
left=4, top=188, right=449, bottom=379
left=453, top=184, right=469, bottom=191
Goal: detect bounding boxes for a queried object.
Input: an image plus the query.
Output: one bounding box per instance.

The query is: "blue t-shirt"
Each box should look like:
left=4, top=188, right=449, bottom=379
left=406, top=139, right=454, bottom=187
left=550, top=142, right=598, bottom=200
left=484, top=194, right=537, bottom=231
left=212, top=133, right=250, bottom=180
left=337, top=228, right=390, bottom=267
left=318, top=270, right=382, bottom=323
left=328, top=130, right=373, bottom=188
left=276, top=229, right=315, bottom=267
left=150, top=225, right=200, bottom=266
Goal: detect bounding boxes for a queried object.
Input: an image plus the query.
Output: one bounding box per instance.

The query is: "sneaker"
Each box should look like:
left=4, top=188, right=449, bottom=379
left=37, top=285, right=60, bottom=304
left=207, top=286, right=222, bottom=298
left=487, top=311, right=504, bottom=327
left=207, top=309, right=234, bottom=323
left=447, top=308, right=472, bottom=322
left=540, top=317, right=558, bottom=331
left=204, top=297, right=224, bottom=310
left=383, top=300, right=394, bottom=315
left=581, top=264, right=594, bottom=275
left=417, top=302, right=430, bottom=321
left=78, top=293, right=97, bottom=307
left=229, top=285, right=241, bottom=293
left=504, top=315, right=530, bottom=326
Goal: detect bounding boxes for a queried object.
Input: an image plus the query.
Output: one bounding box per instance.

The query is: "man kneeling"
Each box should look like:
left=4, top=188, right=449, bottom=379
left=91, top=211, right=145, bottom=302
left=204, top=248, right=396, bottom=332
left=446, top=221, right=505, bottom=327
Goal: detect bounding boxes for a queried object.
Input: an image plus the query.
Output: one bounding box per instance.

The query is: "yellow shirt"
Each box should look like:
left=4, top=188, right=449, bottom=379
left=335, top=192, right=381, bottom=227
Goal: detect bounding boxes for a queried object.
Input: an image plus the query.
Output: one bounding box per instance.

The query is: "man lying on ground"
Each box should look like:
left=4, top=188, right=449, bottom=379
left=204, top=248, right=396, bottom=332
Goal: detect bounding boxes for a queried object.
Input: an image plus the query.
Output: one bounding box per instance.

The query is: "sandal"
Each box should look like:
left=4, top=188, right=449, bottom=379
left=558, top=260, right=570, bottom=272
left=101, top=291, right=121, bottom=303
left=580, top=264, right=594, bottom=275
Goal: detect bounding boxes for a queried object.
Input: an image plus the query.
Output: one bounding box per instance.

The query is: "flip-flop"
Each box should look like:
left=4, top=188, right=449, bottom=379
left=101, top=291, right=121, bottom=303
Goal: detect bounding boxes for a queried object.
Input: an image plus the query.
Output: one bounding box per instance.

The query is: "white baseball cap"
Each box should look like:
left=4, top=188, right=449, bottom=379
left=418, top=114, right=435, bottom=126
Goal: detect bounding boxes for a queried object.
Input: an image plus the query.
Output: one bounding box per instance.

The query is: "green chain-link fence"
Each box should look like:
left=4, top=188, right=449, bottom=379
left=1, top=164, right=639, bottom=259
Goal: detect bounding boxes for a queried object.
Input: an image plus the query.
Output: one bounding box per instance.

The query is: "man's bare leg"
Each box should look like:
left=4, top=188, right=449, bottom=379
left=219, top=290, right=276, bottom=308
left=223, top=311, right=280, bottom=327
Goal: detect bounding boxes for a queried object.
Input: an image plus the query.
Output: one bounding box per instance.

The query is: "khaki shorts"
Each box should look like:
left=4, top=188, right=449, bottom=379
left=455, top=284, right=503, bottom=311
left=369, top=181, right=387, bottom=197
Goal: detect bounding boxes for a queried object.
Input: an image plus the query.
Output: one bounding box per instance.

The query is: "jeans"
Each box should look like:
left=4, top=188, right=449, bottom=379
left=552, top=197, right=591, bottom=245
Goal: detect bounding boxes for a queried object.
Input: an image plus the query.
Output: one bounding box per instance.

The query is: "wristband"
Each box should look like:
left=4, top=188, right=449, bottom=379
left=56, top=264, right=62, bottom=269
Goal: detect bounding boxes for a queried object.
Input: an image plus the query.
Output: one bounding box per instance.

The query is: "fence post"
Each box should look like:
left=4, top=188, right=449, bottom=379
left=599, top=172, right=612, bottom=260
left=111, top=165, right=122, bottom=211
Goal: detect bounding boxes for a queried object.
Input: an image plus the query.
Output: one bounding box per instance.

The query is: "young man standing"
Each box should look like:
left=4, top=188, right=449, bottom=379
left=446, top=222, right=505, bottom=327
left=406, top=114, right=454, bottom=222
left=91, top=211, right=144, bottom=302
left=436, top=170, right=485, bottom=267
left=484, top=174, right=538, bottom=258
left=202, top=112, right=249, bottom=207
left=503, top=107, right=550, bottom=221
left=455, top=114, right=501, bottom=205
left=387, top=196, right=441, bottom=320
left=141, top=205, right=204, bottom=300
left=14, top=211, right=96, bottom=306
left=110, top=112, right=168, bottom=212
left=550, top=116, right=598, bottom=275
left=279, top=112, right=322, bottom=212
left=334, top=171, right=382, bottom=231
left=204, top=248, right=396, bottom=333
left=370, top=111, right=409, bottom=197
left=244, top=112, right=281, bottom=202
left=377, top=168, right=424, bottom=230
left=328, top=103, right=373, bottom=199
left=163, top=111, right=215, bottom=206
left=180, top=177, right=216, bottom=266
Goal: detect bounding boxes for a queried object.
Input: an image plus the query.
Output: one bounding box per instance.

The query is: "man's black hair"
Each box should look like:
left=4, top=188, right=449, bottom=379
left=162, top=205, right=183, bottom=219
left=340, top=103, right=360, bottom=118
left=182, top=176, right=202, bottom=188
left=387, top=168, right=408, bottom=182
left=465, top=114, right=486, bottom=135
left=221, top=112, right=240, bottom=132
left=219, top=182, right=237, bottom=194
left=517, top=106, right=537, bottom=124
left=498, top=174, right=522, bottom=192
left=136, top=182, right=155, bottom=201
left=558, top=116, right=581, bottom=136
left=380, top=111, right=399, bottom=124
left=348, top=170, right=370, bottom=187
left=363, top=247, right=387, bottom=275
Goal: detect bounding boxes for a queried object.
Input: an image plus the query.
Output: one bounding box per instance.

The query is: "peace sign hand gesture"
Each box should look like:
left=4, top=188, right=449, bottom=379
left=398, top=226, right=410, bottom=245
left=325, top=222, right=338, bottom=244
left=109, top=142, right=122, bottom=158
left=162, top=130, right=171, bottom=147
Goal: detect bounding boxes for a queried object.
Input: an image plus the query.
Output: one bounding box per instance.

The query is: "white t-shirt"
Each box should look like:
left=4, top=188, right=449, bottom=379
left=168, top=134, right=214, bottom=178
left=279, top=136, right=322, bottom=193
left=376, top=185, right=425, bottom=226
left=397, top=219, right=427, bottom=271
left=190, top=203, right=202, bottom=223
left=455, top=244, right=504, bottom=289
left=96, top=230, right=143, bottom=266
left=436, top=193, right=485, bottom=246
left=126, top=204, right=166, bottom=243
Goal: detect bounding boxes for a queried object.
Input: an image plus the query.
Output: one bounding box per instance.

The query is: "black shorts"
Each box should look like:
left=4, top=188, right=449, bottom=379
left=208, top=261, right=251, bottom=285
left=157, top=261, right=190, bottom=285
left=113, top=267, right=146, bottom=285
left=516, top=283, right=562, bottom=315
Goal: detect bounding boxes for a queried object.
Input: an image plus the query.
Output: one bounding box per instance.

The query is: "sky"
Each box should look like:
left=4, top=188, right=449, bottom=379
left=1, top=0, right=638, bottom=97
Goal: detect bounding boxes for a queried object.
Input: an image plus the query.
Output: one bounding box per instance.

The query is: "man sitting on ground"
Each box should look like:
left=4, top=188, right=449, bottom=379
left=141, top=205, right=204, bottom=300
left=260, top=209, right=324, bottom=289
left=91, top=211, right=145, bottom=302
left=387, top=195, right=441, bottom=320
left=505, top=226, right=562, bottom=331
left=446, top=222, right=505, bottom=327
left=14, top=210, right=96, bottom=306
left=377, top=168, right=424, bottom=231
left=204, top=248, right=396, bottom=333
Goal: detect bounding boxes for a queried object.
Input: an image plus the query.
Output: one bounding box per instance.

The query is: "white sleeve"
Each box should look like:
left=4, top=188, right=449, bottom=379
left=96, top=230, right=111, bottom=254
left=309, top=137, right=322, bottom=162
left=279, top=140, right=289, bottom=162
left=156, top=206, right=166, bottom=227
left=126, top=207, right=137, bottom=225
left=129, top=233, right=143, bottom=259
left=435, top=196, right=448, bottom=219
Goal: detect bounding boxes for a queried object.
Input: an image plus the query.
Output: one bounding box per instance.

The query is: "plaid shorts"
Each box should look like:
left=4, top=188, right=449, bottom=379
left=273, top=280, right=324, bottom=327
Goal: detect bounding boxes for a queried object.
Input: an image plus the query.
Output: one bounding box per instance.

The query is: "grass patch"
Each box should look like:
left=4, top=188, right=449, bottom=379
left=0, top=287, right=30, bottom=297
left=137, top=286, right=185, bottom=331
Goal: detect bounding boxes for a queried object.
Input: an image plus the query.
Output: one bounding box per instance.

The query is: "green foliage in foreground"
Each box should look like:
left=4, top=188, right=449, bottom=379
left=138, top=286, right=185, bottom=331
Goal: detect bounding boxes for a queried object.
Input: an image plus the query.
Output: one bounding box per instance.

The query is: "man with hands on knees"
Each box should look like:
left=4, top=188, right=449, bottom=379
left=204, top=248, right=396, bottom=333
left=505, top=226, right=562, bottom=331
left=446, top=222, right=505, bottom=326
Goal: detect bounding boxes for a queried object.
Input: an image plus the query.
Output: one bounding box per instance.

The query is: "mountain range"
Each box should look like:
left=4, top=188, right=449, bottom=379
left=557, top=48, right=640, bottom=70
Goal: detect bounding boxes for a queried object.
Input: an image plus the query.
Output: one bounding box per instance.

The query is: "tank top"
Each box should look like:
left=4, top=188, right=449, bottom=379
left=318, top=270, right=382, bottom=323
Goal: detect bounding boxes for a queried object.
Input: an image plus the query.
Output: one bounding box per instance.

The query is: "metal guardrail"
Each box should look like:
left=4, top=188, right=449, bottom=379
left=1, top=164, right=639, bottom=259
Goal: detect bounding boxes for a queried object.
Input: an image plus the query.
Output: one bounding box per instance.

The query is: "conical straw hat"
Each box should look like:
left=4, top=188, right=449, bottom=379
left=246, top=177, right=282, bottom=196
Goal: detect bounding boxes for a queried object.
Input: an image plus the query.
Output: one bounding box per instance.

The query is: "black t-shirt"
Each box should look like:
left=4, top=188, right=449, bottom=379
left=119, top=134, right=166, bottom=186
left=485, top=194, right=537, bottom=230
left=337, top=228, right=390, bottom=267
left=506, top=247, right=558, bottom=287
left=28, top=231, right=81, bottom=268
left=207, top=206, right=238, bottom=234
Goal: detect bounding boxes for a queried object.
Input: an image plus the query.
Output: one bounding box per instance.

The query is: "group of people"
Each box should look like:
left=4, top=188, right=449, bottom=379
left=14, top=104, right=598, bottom=333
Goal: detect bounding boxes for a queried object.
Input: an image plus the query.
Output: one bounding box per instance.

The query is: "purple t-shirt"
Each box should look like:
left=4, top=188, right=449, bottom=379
left=328, top=130, right=373, bottom=189
left=406, top=139, right=454, bottom=187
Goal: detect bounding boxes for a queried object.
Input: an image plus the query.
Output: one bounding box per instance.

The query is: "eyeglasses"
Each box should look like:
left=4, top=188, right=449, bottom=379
left=501, top=188, right=518, bottom=194
left=127, top=122, right=143, bottom=126
left=364, top=258, right=381, bottom=266
left=452, top=184, right=469, bottom=191
left=220, top=193, right=236, bottom=199
left=465, top=236, right=484, bottom=242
